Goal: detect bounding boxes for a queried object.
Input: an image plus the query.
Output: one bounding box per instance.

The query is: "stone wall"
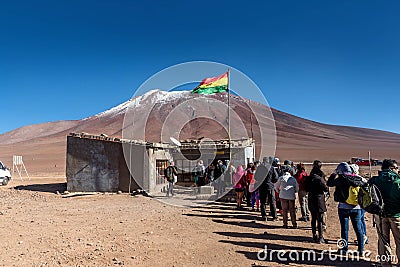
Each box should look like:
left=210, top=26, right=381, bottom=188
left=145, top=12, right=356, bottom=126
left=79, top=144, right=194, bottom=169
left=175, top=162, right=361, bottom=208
left=66, top=136, right=140, bottom=192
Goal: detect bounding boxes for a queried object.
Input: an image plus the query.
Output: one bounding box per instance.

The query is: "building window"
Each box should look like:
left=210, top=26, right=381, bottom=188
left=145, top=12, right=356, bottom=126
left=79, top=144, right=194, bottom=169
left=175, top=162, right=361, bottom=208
left=175, top=159, right=195, bottom=182
left=156, top=160, right=169, bottom=184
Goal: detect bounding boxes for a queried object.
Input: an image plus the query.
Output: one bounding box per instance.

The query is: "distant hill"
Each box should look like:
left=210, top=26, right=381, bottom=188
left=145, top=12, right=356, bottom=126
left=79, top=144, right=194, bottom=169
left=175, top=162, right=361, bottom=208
left=1, top=89, right=399, bottom=175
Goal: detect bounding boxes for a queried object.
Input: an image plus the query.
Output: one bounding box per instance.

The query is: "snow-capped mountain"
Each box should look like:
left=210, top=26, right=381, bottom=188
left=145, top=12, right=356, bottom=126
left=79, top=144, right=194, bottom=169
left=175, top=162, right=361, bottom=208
left=1, top=89, right=400, bottom=174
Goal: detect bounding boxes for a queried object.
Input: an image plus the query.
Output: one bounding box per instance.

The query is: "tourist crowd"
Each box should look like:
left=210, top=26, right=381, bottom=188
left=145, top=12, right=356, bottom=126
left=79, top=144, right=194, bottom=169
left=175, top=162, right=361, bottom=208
left=164, top=157, right=400, bottom=266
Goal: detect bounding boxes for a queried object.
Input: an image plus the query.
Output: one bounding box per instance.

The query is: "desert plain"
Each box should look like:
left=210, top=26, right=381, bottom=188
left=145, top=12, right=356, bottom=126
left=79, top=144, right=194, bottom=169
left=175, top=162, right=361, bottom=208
left=0, top=165, right=395, bottom=267
left=1, top=92, right=399, bottom=266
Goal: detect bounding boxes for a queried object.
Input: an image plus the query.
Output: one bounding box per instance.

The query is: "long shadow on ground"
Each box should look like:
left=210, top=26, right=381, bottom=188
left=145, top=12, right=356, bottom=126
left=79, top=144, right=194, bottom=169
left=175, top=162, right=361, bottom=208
left=14, top=183, right=66, bottom=194
left=185, top=202, right=378, bottom=266
left=220, top=237, right=375, bottom=266
left=235, top=241, right=375, bottom=266
left=183, top=212, right=261, bottom=222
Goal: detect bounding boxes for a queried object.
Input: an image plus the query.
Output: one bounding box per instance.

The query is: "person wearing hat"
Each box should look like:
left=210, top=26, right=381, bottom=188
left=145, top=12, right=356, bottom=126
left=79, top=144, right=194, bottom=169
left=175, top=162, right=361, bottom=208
left=283, top=160, right=296, bottom=176
left=274, top=165, right=299, bottom=228
left=350, top=164, right=369, bottom=246
left=255, top=157, right=279, bottom=221
left=327, top=162, right=365, bottom=253
left=272, top=158, right=283, bottom=215
left=306, top=160, right=329, bottom=243
left=233, top=165, right=246, bottom=209
left=273, top=158, right=283, bottom=177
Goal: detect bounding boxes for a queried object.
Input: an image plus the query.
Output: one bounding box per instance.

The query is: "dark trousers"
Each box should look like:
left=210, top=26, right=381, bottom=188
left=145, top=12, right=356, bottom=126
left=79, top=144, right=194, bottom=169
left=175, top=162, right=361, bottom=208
left=310, top=210, right=324, bottom=237
left=260, top=188, right=277, bottom=218
left=245, top=186, right=251, bottom=206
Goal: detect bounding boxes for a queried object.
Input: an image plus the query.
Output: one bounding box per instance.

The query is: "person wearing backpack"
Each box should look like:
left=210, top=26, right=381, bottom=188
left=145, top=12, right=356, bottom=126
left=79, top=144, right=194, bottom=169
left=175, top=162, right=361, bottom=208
left=327, top=162, right=366, bottom=254
left=272, top=158, right=283, bottom=216
left=350, top=164, right=369, bottom=245
left=255, top=157, right=279, bottom=221
left=306, top=160, right=329, bottom=243
left=370, top=159, right=400, bottom=267
left=165, top=161, right=178, bottom=197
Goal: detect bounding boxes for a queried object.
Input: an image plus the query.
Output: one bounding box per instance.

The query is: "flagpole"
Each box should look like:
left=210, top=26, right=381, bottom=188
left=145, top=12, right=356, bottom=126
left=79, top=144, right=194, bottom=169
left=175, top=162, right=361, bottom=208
left=248, top=98, right=255, bottom=161
left=227, top=68, right=231, bottom=163
left=248, top=99, right=254, bottom=140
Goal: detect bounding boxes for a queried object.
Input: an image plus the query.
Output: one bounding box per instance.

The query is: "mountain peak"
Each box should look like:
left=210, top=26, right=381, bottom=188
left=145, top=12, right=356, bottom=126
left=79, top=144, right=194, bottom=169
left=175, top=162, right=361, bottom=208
left=1, top=89, right=400, bottom=173
left=92, top=90, right=193, bottom=119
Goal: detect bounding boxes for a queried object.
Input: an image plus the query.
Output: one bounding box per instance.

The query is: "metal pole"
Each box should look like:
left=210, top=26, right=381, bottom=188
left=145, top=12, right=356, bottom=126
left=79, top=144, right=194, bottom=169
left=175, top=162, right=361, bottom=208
left=227, top=69, right=233, bottom=190
left=369, top=151, right=372, bottom=178
left=227, top=69, right=231, bottom=163
left=129, top=144, right=132, bottom=194
left=12, top=155, right=15, bottom=178
left=247, top=98, right=255, bottom=162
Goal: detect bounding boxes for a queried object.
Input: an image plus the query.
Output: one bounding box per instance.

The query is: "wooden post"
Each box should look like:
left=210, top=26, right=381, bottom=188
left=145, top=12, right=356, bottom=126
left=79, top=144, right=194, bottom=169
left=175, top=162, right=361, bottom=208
left=368, top=151, right=372, bottom=178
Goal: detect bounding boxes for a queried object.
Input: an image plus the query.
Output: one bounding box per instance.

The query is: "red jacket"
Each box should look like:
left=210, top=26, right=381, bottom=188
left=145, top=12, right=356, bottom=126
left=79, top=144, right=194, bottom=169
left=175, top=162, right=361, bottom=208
left=246, top=169, right=255, bottom=185
left=295, top=170, right=308, bottom=191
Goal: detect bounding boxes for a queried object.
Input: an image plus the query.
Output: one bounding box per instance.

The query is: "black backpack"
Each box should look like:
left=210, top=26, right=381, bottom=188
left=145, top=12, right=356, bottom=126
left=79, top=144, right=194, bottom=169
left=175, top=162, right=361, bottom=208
left=214, top=164, right=223, bottom=179
left=303, top=175, right=312, bottom=192
left=358, top=182, right=384, bottom=216
left=164, top=167, right=171, bottom=179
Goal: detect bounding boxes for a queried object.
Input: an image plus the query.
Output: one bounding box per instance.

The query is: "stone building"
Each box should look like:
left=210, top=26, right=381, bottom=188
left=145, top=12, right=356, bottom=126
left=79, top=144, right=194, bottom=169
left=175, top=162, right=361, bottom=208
left=66, top=133, right=255, bottom=194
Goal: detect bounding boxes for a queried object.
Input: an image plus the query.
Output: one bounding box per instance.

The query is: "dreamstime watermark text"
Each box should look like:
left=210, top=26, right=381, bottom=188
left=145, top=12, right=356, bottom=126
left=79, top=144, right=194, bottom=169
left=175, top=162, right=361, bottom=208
left=256, top=239, right=395, bottom=263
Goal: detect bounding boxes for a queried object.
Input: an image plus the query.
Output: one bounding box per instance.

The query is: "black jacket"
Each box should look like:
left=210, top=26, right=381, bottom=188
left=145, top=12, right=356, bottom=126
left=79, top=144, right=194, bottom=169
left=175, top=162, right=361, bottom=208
left=255, top=163, right=279, bottom=191
left=306, top=173, right=329, bottom=213
left=165, top=166, right=178, bottom=182
left=214, top=164, right=226, bottom=180
left=327, top=173, right=365, bottom=203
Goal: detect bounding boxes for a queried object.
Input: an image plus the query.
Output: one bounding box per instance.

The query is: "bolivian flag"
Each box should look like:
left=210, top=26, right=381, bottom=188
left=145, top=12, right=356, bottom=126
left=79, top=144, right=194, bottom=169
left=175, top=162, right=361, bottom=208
left=191, top=72, right=228, bottom=94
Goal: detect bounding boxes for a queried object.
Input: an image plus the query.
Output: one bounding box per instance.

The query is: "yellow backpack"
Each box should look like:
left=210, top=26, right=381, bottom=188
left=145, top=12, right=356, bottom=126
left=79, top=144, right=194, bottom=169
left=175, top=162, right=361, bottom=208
left=346, top=186, right=360, bottom=205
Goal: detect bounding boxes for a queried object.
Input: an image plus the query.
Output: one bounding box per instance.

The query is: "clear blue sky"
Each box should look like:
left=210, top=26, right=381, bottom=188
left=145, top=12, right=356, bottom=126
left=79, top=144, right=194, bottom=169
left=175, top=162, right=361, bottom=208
left=1, top=0, right=400, bottom=134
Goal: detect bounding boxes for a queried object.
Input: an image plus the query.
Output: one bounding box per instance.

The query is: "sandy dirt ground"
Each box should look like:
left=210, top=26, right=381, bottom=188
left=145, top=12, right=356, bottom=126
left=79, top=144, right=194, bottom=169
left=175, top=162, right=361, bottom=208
left=0, top=168, right=397, bottom=267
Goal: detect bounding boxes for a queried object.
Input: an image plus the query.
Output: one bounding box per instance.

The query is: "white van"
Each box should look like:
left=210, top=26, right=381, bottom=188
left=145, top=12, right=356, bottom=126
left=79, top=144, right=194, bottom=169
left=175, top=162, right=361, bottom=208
left=0, top=161, right=11, bottom=185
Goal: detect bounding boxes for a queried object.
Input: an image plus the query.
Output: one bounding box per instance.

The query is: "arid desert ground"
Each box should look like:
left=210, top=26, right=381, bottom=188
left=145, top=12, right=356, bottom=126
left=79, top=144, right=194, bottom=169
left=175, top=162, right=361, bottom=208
left=0, top=165, right=395, bottom=267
